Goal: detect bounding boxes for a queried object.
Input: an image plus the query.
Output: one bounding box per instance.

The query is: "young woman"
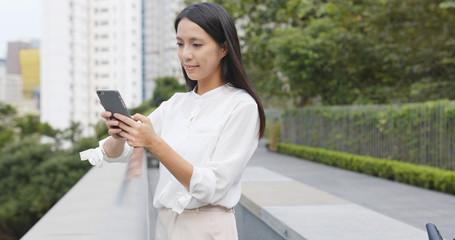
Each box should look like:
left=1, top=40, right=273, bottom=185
left=92, top=2, right=265, bottom=239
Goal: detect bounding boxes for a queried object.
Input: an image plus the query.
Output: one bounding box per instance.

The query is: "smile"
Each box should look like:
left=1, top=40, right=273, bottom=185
left=184, top=64, right=199, bottom=71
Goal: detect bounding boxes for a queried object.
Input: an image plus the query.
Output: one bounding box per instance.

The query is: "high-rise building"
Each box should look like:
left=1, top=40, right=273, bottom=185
left=20, top=49, right=40, bottom=99
left=0, top=73, right=22, bottom=104
left=41, top=0, right=142, bottom=136
left=143, top=0, right=184, bottom=101
left=0, top=59, right=9, bottom=101
left=0, top=56, right=22, bottom=104
left=6, top=41, right=32, bottom=75
left=1, top=41, right=40, bottom=115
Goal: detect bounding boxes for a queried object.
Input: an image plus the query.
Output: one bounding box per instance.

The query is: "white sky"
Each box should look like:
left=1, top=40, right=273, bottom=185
left=0, top=0, right=41, bottom=59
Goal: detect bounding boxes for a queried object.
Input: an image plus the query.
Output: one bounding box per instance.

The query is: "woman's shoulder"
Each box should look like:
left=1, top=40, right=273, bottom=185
left=224, top=85, right=257, bottom=106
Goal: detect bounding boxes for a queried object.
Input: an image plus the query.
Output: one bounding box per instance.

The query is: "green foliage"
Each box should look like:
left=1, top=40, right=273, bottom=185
left=94, top=120, right=109, bottom=140
left=152, top=77, right=187, bottom=106
left=0, top=102, right=16, bottom=117
left=268, top=120, right=282, bottom=151
left=277, top=142, right=455, bottom=195
left=185, top=0, right=455, bottom=107
left=57, top=121, right=83, bottom=144
left=0, top=103, right=17, bottom=148
left=0, top=104, right=97, bottom=239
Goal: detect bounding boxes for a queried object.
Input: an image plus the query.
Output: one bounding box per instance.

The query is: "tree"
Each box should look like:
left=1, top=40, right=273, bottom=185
left=185, top=0, right=455, bottom=105
left=0, top=104, right=97, bottom=239
left=0, top=103, right=17, bottom=148
left=0, top=136, right=95, bottom=239
left=152, top=76, right=187, bottom=105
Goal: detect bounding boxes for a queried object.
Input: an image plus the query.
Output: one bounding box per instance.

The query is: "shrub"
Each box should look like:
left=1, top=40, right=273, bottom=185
left=277, top=142, right=455, bottom=195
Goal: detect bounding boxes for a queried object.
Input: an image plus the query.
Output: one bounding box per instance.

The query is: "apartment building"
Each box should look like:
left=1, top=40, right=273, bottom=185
left=41, top=0, right=142, bottom=136
left=143, top=0, right=184, bottom=100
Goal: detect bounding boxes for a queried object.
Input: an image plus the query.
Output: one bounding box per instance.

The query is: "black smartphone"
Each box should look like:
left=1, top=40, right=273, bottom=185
left=96, top=90, right=132, bottom=120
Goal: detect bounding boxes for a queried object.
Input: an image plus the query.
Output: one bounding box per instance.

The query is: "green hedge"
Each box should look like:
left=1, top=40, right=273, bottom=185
left=276, top=142, right=455, bottom=195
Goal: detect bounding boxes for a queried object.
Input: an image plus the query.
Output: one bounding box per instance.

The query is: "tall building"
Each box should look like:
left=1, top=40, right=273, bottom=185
left=6, top=41, right=32, bottom=75
left=0, top=59, right=9, bottom=102
left=143, top=0, right=184, bottom=101
left=0, top=41, right=40, bottom=115
left=41, top=0, right=142, bottom=136
left=0, top=73, right=22, bottom=103
left=0, top=55, right=22, bottom=104
left=19, top=49, right=40, bottom=99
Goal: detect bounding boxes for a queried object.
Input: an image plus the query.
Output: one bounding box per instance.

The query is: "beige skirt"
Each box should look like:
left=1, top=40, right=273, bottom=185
left=155, top=205, right=238, bottom=240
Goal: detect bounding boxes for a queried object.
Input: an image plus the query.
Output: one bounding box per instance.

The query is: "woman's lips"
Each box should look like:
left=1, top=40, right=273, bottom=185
left=184, top=64, right=198, bottom=71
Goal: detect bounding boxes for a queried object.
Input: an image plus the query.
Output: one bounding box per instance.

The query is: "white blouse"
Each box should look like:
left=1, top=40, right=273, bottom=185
left=100, top=84, right=260, bottom=213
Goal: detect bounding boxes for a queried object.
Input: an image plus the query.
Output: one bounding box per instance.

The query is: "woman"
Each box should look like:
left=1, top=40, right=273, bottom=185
left=91, top=2, right=265, bottom=239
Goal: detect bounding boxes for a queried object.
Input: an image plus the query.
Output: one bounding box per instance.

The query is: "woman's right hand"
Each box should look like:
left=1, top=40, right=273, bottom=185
left=101, top=111, right=127, bottom=142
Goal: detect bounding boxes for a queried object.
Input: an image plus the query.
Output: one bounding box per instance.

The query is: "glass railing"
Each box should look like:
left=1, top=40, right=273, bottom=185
left=95, top=148, right=149, bottom=239
left=21, top=148, right=150, bottom=240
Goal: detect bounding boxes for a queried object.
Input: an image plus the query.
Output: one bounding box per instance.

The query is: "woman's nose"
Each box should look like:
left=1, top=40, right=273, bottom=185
left=181, top=46, right=193, bottom=60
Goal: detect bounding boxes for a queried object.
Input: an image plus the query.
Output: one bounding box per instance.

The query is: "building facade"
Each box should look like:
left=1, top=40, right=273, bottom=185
left=41, top=0, right=142, bottom=136
left=143, top=0, right=184, bottom=101
left=6, top=41, right=32, bottom=75
left=19, top=49, right=40, bottom=100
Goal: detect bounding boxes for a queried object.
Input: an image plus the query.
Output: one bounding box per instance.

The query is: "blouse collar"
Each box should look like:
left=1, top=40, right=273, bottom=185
left=190, top=84, right=230, bottom=100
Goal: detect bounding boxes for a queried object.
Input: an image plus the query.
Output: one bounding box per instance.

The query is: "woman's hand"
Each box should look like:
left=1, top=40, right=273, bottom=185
left=101, top=111, right=127, bottom=142
left=114, top=113, right=157, bottom=148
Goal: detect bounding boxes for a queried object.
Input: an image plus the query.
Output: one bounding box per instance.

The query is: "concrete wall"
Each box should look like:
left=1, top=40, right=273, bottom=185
left=235, top=204, right=285, bottom=240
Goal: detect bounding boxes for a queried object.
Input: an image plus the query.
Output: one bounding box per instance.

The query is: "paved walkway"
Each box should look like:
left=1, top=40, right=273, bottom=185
left=147, top=141, right=455, bottom=239
left=249, top=141, right=455, bottom=239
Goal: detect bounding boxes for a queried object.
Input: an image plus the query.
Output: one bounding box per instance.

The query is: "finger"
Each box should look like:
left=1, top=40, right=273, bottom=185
left=109, top=129, right=126, bottom=141
left=117, top=119, right=135, bottom=134
left=118, top=131, right=135, bottom=146
left=114, top=113, right=135, bottom=126
left=132, top=113, right=149, bottom=123
left=106, top=119, right=119, bottom=128
left=101, top=111, right=112, bottom=119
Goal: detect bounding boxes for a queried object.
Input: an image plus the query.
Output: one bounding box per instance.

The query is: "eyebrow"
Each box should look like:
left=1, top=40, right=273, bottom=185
left=176, top=36, right=204, bottom=42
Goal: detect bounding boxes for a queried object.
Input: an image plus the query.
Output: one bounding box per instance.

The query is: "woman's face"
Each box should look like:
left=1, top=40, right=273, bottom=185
left=176, top=18, right=227, bottom=85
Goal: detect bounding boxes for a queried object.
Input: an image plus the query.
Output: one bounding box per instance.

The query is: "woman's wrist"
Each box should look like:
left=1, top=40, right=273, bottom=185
left=104, top=136, right=125, bottom=158
left=147, top=134, right=163, bottom=153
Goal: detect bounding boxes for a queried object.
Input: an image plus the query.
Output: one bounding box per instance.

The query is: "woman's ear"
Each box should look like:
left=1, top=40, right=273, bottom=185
left=221, top=42, right=228, bottom=57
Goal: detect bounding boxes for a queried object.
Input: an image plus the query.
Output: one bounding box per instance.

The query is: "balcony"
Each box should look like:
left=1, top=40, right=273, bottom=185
left=21, top=143, right=455, bottom=240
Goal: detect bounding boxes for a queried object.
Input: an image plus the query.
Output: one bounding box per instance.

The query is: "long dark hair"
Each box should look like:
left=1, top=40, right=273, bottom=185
left=175, top=2, right=266, bottom=138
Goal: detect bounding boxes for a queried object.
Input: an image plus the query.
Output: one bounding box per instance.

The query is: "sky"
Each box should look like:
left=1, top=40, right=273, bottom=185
left=0, top=0, right=41, bottom=59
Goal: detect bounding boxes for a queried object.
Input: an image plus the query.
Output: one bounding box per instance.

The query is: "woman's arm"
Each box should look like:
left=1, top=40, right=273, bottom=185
left=103, top=137, right=126, bottom=158
left=146, top=134, right=194, bottom=189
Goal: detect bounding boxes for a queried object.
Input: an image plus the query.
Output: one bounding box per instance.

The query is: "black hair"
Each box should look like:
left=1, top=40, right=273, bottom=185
left=175, top=2, right=266, bottom=138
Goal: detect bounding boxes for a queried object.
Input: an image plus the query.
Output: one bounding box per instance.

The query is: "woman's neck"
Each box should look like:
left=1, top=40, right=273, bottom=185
left=196, top=79, right=225, bottom=95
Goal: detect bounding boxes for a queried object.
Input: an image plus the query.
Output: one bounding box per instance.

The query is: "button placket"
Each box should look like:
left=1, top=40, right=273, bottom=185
left=188, top=99, right=202, bottom=128
left=179, top=98, right=203, bottom=150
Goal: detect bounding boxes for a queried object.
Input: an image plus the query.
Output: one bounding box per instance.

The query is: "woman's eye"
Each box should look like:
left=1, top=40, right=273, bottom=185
left=193, top=43, right=202, bottom=47
left=176, top=42, right=183, bottom=46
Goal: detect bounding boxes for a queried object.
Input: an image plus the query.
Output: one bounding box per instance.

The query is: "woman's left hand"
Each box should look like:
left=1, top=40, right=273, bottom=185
left=114, top=113, right=157, bottom=148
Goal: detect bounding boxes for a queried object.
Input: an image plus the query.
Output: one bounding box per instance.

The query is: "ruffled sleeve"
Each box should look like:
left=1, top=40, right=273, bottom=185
left=80, top=138, right=133, bottom=167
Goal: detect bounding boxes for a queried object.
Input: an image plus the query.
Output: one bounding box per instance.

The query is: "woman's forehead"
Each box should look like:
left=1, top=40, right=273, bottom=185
left=176, top=18, right=208, bottom=38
